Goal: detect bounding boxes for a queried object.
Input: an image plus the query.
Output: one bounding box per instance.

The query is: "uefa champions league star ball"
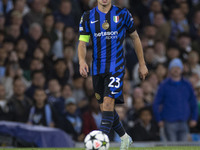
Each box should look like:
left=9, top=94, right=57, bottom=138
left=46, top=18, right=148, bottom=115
left=84, top=130, right=110, bottom=150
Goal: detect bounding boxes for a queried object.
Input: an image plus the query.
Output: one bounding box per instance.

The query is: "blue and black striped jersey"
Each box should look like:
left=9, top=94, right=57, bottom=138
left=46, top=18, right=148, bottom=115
left=79, top=5, right=135, bottom=75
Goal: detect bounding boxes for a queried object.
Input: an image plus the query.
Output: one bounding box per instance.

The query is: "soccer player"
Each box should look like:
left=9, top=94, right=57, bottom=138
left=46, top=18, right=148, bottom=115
left=78, top=0, right=148, bottom=149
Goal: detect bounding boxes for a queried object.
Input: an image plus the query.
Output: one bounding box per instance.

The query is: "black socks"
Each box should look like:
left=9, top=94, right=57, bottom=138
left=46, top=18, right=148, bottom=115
left=100, top=111, right=114, bottom=134
left=100, top=110, right=125, bottom=137
left=112, top=109, right=126, bottom=137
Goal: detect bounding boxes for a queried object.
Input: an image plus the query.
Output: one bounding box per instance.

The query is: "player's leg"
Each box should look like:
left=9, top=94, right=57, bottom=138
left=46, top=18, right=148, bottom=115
left=114, top=111, right=132, bottom=150
left=103, top=72, right=126, bottom=136
left=100, top=102, right=132, bottom=150
left=104, top=71, right=132, bottom=149
left=99, top=97, right=115, bottom=134
left=93, top=75, right=115, bottom=134
left=112, top=109, right=126, bottom=137
left=99, top=104, right=125, bottom=136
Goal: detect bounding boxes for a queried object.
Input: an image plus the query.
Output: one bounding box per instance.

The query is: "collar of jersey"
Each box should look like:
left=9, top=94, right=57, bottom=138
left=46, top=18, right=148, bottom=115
left=96, top=5, right=113, bottom=15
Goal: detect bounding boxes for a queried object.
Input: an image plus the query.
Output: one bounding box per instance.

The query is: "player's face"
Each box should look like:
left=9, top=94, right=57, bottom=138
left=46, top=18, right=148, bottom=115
left=97, top=0, right=112, bottom=6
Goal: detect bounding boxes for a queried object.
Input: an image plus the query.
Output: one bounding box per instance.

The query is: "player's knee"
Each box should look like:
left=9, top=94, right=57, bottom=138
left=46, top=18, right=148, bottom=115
left=102, top=97, right=115, bottom=111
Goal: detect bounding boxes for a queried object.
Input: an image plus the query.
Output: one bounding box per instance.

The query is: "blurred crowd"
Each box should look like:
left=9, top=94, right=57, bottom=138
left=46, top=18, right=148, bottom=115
left=0, top=0, right=200, bottom=143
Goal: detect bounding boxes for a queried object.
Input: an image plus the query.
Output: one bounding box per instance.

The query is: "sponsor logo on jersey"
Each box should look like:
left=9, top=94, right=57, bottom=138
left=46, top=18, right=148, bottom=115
left=94, top=31, right=118, bottom=39
left=94, top=31, right=118, bottom=37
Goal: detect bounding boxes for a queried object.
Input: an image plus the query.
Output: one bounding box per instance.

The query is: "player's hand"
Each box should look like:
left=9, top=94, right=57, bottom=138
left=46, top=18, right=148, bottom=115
left=189, top=120, right=197, bottom=128
left=79, top=60, right=89, bottom=78
left=139, top=64, right=148, bottom=80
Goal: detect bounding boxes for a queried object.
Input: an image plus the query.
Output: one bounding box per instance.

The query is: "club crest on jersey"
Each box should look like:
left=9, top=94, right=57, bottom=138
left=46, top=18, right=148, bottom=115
left=113, top=16, right=119, bottom=23
left=102, top=20, right=109, bottom=30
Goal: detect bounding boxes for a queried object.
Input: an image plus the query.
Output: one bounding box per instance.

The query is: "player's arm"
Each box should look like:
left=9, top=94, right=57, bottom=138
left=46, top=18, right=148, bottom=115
left=78, top=40, right=89, bottom=78
left=130, top=31, right=145, bottom=66
left=130, top=31, right=148, bottom=80
left=78, top=12, right=90, bottom=78
left=124, top=8, right=148, bottom=80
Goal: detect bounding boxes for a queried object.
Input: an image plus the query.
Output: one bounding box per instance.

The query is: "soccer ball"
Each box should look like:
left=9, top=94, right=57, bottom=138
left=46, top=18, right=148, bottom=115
left=84, top=130, right=110, bottom=150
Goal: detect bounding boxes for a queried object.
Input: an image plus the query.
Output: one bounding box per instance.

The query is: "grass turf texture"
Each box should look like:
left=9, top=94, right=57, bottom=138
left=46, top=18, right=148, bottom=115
left=1, top=147, right=200, bottom=150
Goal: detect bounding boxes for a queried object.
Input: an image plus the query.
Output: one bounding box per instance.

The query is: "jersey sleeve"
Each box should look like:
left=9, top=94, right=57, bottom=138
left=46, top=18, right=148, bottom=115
left=124, top=9, right=136, bottom=34
left=79, top=12, right=90, bottom=43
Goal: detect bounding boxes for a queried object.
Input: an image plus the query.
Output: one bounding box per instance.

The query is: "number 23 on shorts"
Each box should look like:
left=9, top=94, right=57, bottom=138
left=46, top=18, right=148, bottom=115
left=108, top=77, right=120, bottom=88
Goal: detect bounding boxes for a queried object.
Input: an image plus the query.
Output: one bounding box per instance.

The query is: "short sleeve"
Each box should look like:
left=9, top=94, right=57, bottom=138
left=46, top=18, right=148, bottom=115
left=124, top=9, right=136, bottom=34
left=79, top=12, right=90, bottom=43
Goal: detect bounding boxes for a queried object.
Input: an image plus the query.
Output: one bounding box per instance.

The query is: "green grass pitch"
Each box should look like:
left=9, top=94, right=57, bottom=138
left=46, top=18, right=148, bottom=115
left=1, top=147, right=200, bottom=150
